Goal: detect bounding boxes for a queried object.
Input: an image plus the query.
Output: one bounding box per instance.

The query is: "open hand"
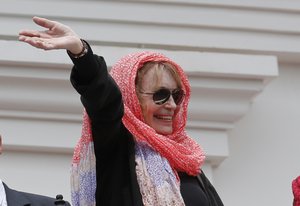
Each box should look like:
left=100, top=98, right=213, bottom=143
left=19, top=16, right=83, bottom=54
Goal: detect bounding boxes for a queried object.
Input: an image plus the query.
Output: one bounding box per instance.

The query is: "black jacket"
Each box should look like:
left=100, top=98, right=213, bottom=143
left=69, top=43, right=223, bottom=206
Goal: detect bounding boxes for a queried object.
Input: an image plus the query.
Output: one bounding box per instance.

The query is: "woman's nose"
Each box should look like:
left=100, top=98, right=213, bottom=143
left=164, top=95, right=177, bottom=109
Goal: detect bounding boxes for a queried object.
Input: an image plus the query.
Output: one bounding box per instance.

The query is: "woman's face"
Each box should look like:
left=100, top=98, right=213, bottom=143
left=138, top=68, right=180, bottom=135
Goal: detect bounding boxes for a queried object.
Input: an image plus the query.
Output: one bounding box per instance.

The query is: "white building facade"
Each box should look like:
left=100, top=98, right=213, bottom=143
left=0, top=1, right=299, bottom=205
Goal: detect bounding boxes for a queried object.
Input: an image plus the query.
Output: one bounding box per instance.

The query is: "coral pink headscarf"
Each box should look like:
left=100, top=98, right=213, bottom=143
left=110, top=51, right=205, bottom=176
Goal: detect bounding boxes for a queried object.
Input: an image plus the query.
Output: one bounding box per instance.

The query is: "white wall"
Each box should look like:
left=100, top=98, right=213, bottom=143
left=215, top=64, right=300, bottom=205
left=0, top=150, right=72, bottom=200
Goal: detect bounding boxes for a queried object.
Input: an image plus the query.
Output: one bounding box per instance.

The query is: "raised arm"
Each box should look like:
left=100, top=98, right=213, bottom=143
left=19, top=16, right=123, bottom=122
left=19, top=17, right=125, bottom=155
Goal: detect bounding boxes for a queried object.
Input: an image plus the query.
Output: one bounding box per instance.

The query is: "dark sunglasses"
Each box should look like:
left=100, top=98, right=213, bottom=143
left=139, top=88, right=185, bottom=105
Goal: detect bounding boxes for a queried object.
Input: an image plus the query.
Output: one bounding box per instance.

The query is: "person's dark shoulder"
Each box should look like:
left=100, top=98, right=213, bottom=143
left=3, top=182, right=71, bottom=206
left=19, top=191, right=71, bottom=206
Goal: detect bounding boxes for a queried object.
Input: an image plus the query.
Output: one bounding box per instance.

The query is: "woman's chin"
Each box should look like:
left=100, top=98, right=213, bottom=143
left=154, top=126, right=173, bottom=135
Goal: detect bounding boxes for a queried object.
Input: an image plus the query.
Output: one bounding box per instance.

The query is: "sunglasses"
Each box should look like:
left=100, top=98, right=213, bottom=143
left=139, top=88, right=185, bottom=105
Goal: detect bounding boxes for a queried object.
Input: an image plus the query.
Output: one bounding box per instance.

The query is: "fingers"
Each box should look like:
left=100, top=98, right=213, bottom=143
left=19, top=29, right=41, bottom=38
left=18, top=16, right=78, bottom=51
left=32, top=16, right=56, bottom=30
left=18, top=16, right=55, bottom=38
left=19, top=29, right=52, bottom=39
left=19, top=35, right=55, bottom=50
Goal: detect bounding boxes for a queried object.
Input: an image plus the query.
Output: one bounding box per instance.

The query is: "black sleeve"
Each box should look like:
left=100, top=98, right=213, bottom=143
left=69, top=41, right=125, bottom=156
left=198, top=171, right=224, bottom=206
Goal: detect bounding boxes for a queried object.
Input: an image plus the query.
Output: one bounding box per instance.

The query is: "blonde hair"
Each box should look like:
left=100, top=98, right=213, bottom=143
left=135, top=62, right=182, bottom=91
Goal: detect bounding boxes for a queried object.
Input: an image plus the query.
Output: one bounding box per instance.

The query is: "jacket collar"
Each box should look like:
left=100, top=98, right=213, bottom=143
left=3, top=182, right=31, bottom=206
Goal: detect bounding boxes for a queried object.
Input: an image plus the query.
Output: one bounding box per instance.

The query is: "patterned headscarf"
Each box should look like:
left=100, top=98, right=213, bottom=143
left=71, top=51, right=205, bottom=206
left=110, top=51, right=205, bottom=175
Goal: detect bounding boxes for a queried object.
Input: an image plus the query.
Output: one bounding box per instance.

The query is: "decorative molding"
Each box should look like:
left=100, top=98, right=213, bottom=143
left=1, top=0, right=300, bottom=63
left=0, top=41, right=278, bottom=166
left=0, top=0, right=280, bottom=167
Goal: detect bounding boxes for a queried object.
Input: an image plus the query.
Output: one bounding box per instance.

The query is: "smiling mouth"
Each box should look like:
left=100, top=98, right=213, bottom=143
left=154, top=115, right=173, bottom=121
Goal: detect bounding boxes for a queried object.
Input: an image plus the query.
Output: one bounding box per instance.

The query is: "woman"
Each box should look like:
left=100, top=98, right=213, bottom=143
left=19, top=16, right=223, bottom=206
